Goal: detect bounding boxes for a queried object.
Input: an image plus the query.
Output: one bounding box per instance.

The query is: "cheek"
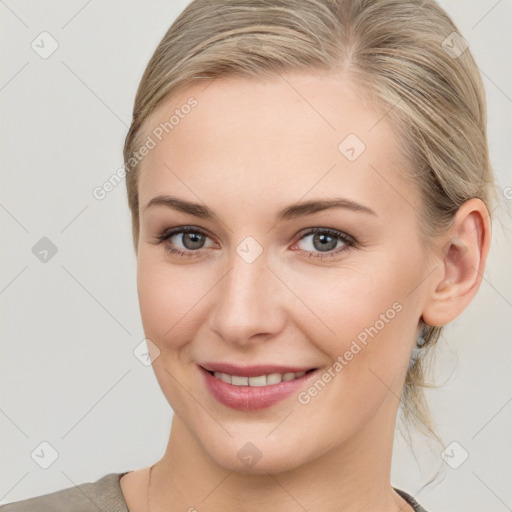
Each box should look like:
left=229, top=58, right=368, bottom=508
left=136, top=254, right=204, bottom=348
left=290, top=264, right=418, bottom=435
left=136, top=254, right=208, bottom=412
left=137, top=250, right=234, bottom=356
left=290, top=252, right=422, bottom=367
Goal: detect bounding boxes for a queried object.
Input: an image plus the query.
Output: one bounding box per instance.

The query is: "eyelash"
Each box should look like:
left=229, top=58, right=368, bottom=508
left=155, top=226, right=355, bottom=260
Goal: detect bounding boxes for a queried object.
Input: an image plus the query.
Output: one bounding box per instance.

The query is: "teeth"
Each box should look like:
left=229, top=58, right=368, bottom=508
left=218, top=372, right=231, bottom=384
left=231, top=375, right=248, bottom=386
left=266, top=373, right=283, bottom=385
left=212, top=370, right=308, bottom=386
left=248, top=375, right=267, bottom=387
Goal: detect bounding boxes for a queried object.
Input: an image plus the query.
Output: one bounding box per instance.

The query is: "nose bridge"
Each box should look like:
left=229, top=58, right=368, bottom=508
left=209, top=248, right=284, bottom=344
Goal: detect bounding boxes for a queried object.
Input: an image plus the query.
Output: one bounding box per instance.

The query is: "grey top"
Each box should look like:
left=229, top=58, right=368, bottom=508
left=0, top=472, right=429, bottom=511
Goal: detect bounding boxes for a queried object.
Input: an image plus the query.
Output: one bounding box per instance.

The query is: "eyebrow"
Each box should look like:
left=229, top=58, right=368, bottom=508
left=143, top=195, right=377, bottom=222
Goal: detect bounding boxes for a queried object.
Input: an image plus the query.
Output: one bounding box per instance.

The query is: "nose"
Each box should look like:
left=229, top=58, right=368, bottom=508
left=208, top=250, right=287, bottom=347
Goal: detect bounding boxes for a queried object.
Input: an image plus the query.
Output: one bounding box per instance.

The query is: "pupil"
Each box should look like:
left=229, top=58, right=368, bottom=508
left=314, top=233, right=336, bottom=252
left=183, top=233, right=204, bottom=249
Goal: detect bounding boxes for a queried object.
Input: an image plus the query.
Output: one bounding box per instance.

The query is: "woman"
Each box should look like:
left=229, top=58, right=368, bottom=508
left=1, top=0, right=497, bottom=511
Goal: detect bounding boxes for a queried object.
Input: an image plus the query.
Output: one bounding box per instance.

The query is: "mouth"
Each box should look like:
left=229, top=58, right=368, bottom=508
left=200, top=366, right=317, bottom=386
left=198, top=363, right=320, bottom=411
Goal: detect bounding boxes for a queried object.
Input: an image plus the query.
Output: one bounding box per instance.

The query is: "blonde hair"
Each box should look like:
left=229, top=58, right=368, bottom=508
left=123, top=0, right=496, bottom=448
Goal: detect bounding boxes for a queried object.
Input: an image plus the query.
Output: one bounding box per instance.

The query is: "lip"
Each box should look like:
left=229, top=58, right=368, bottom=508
left=198, top=363, right=319, bottom=411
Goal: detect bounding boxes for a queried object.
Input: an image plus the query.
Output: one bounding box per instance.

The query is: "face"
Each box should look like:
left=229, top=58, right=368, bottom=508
left=136, top=71, right=432, bottom=474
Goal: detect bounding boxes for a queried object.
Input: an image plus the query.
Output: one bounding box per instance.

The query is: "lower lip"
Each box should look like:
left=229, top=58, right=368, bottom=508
left=199, top=366, right=318, bottom=411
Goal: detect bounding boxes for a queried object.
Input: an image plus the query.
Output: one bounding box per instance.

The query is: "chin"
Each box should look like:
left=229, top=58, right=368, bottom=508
left=197, top=429, right=315, bottom=476
left=213, top=446, right=306, bottom=476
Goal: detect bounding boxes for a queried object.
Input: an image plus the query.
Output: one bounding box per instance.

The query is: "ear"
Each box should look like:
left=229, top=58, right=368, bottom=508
left=422, top=198, right=492, bottom=327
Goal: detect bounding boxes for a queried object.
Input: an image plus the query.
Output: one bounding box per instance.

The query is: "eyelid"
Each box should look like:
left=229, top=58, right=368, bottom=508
left=156, top=225, right=356, bottom=259
left=156, top=225, right=214, bottom=242
left=291, top=227, right=355, bottom=258
left=295, top=226, right=355, bottom=244
left=157, top=225, right=355, bottom=243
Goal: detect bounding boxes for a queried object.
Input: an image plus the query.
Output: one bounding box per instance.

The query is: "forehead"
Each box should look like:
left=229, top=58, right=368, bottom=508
left=138, top=71, right=416, bottom=217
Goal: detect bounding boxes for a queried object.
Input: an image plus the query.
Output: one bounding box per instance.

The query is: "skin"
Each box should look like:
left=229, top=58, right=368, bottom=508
left=120, top=70, right=490, bottom=512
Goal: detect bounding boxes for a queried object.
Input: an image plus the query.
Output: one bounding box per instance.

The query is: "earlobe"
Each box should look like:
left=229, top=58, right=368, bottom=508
left=422, top=198, right=492, bottom=327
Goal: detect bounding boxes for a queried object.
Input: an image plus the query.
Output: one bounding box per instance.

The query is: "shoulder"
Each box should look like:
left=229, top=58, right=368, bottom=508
left=0, top=473, right=130, bottom=512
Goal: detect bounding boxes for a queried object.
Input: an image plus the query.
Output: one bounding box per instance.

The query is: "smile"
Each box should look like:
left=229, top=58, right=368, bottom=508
left=208, top=369, right=313, bottom=386
left=198, top=364, right=319, bottom=411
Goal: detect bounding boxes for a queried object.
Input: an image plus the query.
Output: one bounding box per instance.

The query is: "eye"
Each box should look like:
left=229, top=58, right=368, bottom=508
left=293, top=228, right=354, bottom=260
left=156, top=226, right=216, bottom=257
left=156, top=226, right=355, bottom=260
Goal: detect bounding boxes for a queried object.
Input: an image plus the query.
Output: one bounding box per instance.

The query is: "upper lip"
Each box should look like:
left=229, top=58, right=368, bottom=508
left=199, top=362, right=317, bottom=377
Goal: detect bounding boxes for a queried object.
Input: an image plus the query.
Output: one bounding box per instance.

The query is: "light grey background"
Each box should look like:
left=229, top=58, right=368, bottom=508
left=1, top=1, right=511, bottom=510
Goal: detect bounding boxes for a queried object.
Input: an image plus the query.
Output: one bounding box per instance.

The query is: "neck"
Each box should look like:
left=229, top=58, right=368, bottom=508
left=149, top=395, right=408, bottom=512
